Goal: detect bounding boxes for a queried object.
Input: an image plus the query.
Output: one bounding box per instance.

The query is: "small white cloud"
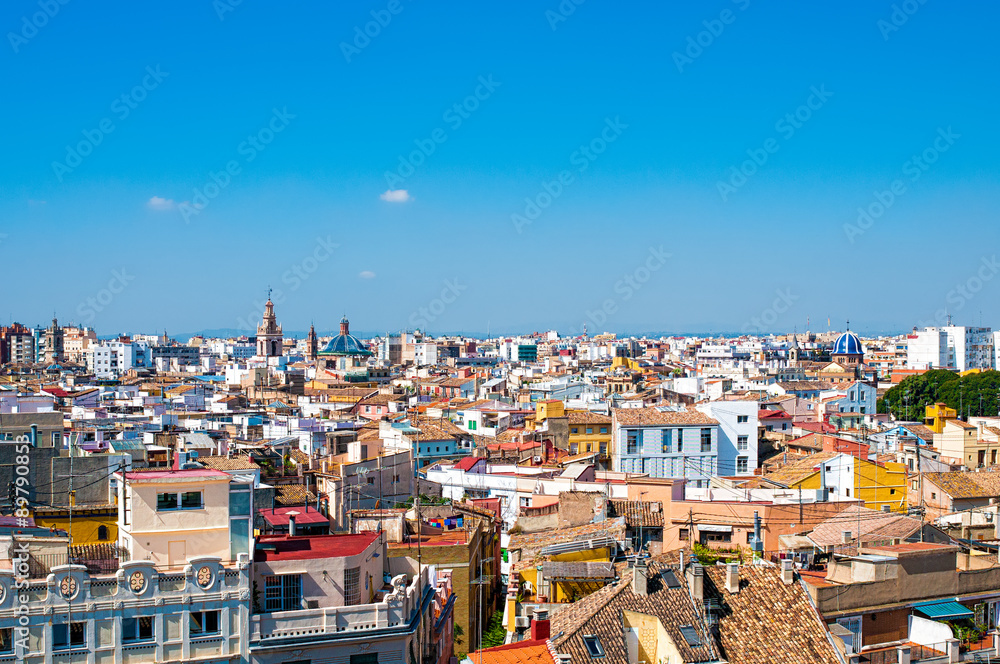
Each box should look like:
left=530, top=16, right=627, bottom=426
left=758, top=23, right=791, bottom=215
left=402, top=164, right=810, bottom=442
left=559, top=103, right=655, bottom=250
left=28, top=199, right=46, bottom=206
left=147, top=196, right=176, bottom=210
left=380, top=189, right=411, bottom=203
left=359, top=270, right=376, bottom=279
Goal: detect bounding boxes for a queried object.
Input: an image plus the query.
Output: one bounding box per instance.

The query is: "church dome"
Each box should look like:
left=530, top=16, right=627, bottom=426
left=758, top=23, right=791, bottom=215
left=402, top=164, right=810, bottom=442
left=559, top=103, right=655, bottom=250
left=317, top=316, right=374, bottom=357
left=832, top=330, right=863, bottom=356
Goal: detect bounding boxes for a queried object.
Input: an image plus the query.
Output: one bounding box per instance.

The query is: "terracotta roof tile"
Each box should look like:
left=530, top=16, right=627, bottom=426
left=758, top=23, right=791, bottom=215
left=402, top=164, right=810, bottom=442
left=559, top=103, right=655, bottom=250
left=704, top=565, right=841, bottom=664
left=612, top=407, right=718, bottom=427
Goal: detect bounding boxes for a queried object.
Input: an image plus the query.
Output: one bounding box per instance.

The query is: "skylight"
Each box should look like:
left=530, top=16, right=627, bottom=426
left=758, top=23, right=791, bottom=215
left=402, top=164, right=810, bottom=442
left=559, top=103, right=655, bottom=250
left=583, top=635, right=605, bottom=658
left=679, top=624, right=702, bottom=647
left=660, top=569, right=682, bottom=589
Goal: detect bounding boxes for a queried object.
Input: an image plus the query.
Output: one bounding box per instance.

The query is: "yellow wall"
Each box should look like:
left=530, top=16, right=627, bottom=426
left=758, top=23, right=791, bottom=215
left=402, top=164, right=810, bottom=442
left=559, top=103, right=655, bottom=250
left=787, top=458, right=907, bottom=512
left=33, top=510, right=118, bottom=545
left=925, top=403, right=957, bottom=434
left=856, top=459, right=908, bottom=513
left=536, top=400, right=565, bottom=421
left=623, top=610, right=683, bottom=664
left=568, top=413, right=611, bottom=455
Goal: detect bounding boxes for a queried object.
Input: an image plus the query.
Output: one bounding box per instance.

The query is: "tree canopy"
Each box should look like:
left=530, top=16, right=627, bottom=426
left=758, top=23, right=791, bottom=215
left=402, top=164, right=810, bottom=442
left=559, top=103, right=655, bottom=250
left=878, top=370, right=1000, bottom=420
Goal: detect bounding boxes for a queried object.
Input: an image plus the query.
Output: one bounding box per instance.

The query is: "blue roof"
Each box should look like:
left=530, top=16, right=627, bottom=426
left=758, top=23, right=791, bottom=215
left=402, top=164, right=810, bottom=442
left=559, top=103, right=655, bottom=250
left=913, top=600, right=973, bottom=620
left=833, top=330, right=863, bottom=356
left=318, top=333, right=374, bottom=357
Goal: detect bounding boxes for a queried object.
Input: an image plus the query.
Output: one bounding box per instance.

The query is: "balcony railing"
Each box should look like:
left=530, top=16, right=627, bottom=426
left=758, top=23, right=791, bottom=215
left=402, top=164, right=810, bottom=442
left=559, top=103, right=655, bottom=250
left=250, top=566, right=432, bottom=643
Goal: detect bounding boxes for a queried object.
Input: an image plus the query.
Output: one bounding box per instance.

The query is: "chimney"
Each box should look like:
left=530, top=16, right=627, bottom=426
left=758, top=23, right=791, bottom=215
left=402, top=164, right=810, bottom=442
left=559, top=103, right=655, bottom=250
left=530, top=609, right=550, bottom=641
left=781, top=559, right=794, bottom=585
left=555, top=656, right=571, bottom=664
left=725, top=562, right=739, bottom=594
left=842, top=530, right=852, bottom=544
left=288, top=511, right=299, bottom=536
left=632, top=561, right=649, bottom=596
left=687, top=563, right=704, bottom=603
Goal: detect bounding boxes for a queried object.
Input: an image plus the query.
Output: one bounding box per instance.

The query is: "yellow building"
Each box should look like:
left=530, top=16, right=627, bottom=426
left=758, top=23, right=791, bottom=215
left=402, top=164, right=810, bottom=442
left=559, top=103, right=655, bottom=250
left=33, top=505, right=118, bottom=544
left=567, top=411, right=612, bottom=458
left=764, top=452, right=908, bottom=513
left=535, top=399, right=565, bottom=422
left=925, top=402, right=958, bottom=434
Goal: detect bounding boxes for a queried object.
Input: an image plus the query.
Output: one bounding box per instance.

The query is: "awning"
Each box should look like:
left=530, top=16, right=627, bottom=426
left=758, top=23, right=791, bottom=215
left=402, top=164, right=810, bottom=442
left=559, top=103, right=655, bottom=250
left=913, top=600, right=974, bottom=620
left=697, top=524, right=733, bottom=534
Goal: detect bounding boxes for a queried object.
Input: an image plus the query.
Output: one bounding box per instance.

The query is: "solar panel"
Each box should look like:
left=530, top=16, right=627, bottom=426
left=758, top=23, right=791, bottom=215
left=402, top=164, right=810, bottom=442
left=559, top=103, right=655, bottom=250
left=679, top=624, right=702, bottom=647
left=660, top=569, right=682, bottom=589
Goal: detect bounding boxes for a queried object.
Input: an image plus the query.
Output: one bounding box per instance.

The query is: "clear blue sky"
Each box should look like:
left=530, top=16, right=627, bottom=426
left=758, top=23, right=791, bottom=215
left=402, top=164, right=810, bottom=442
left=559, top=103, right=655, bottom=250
left=2, top=1, right=998, bottom=337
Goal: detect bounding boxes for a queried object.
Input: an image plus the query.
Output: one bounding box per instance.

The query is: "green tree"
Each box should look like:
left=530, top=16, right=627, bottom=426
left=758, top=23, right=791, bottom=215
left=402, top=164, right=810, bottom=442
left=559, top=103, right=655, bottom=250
left=878, top=370, right=1000, bottom=420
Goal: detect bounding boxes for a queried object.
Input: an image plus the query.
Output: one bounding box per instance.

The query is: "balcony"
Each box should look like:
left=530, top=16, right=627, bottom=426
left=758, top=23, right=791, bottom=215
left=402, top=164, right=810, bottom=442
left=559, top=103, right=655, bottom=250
left=250, top=565, right=434, bottom=645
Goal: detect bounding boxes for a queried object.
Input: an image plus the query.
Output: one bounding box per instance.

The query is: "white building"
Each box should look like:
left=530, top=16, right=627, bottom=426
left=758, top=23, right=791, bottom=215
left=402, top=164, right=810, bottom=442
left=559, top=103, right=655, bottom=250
left=86, top=340, right=151, bottom=378
left=0, top=541, right=249, bottom=664
left=695, top=400, right=759, bottom=476
left=908, top=326, right=993, bottom=371
left=414, top=342, right=438, bottom=366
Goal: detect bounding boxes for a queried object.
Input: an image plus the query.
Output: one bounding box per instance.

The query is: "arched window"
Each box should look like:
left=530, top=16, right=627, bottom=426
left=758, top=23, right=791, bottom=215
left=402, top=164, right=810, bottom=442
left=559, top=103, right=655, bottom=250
left=97, top=525, right=109, bottom=541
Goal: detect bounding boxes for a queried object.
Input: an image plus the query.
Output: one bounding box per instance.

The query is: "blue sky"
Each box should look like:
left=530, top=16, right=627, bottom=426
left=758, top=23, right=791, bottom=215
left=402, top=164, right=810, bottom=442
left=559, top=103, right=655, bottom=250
left=2, top=1, right=998, bottom=338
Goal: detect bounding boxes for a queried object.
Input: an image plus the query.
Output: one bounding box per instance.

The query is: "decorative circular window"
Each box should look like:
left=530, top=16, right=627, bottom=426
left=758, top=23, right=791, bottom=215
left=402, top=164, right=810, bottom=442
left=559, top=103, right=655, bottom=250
left=197, top=565, right=213, bottom=588
left=129, top=571, right=146, bottom=593
left=60, top=575, right=79, bottom=599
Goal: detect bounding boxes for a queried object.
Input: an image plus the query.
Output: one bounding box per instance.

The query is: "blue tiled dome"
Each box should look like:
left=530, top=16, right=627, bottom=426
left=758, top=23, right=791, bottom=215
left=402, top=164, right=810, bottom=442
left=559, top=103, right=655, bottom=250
left=318, top=334, right=373, bottom=356
left=317, top=316, right=374, bottom=357
left=832, top=330, right=863, bottom=356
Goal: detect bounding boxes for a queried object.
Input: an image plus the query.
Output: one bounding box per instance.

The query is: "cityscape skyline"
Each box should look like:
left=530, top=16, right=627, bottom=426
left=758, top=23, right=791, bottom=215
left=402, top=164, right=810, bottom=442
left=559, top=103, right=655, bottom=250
left=3, top=2, right=999, bottom=333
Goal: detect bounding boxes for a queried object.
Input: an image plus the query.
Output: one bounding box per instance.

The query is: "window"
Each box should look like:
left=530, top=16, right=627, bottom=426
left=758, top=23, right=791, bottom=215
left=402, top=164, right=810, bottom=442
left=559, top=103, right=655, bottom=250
left=782, top=423, right=788, bottom=430
left=157, top=493, right=178, bottom=510
left=569, top=443, right=578, bottom=455
left=912, top=480, right=918, bottom=490
left=702, top=532, right=731, bottom=543
left=123, top=617, right=154, bottom=642
left=626, top=432, right=638, bottom=455
left=678, top=625, right=702, bottom=647
left=586, top=427, right=593, bottom=435
left=344, top=567, right=361, bottom=606
left=571, top=427, right=578, bottom=434
left=600, top=427, right=608, bottom=434
left=265, top=574, right=303, bottom=612
left=662, top=429, right=672, bottom=454
left=0, top=628, right=12, bottom=653
left=737, top=435, right=748, bottom=451
left=583, top=635, right=605, bottom=658
left=190, top=610, right=220, bottom=635
left=931, top=492, right=937, bottom=500
left=737, top=415, right=748, bottom=423
left=846, top=489, right=851, bottom=497
left=679, top=528, right=689, bottom=541
left=737, top=457, right=748, bottom=474
left=351, top=654, right=379, bottom=664
left=53, top=622, right=86, bottom=649
left=599, top=443, right=607, bottom=455
left=585, top=443, right=592, bottom=452
left=700, top=428, right=712, bottom=452
left=230, top=488, right=251, bottom=516
left=181, top=492, right=202, bottom=509
left=97, top=525, right=109, bottom=541
left=52, top=431, right=61, bottom=445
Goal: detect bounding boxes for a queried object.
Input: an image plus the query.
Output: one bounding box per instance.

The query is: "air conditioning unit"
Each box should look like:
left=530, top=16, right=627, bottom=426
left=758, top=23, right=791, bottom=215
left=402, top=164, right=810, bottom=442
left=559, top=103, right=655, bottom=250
left=881, top=505, right=892, bottom=513
left=514, top=616, right=530, bottom=629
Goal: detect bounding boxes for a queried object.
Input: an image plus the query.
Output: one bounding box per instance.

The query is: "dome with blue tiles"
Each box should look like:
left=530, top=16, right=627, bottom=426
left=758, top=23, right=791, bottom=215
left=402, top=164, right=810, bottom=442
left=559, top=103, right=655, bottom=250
left=318, top=316, right=374, bottom=357
left=832, top=329, right=863, bottom=356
